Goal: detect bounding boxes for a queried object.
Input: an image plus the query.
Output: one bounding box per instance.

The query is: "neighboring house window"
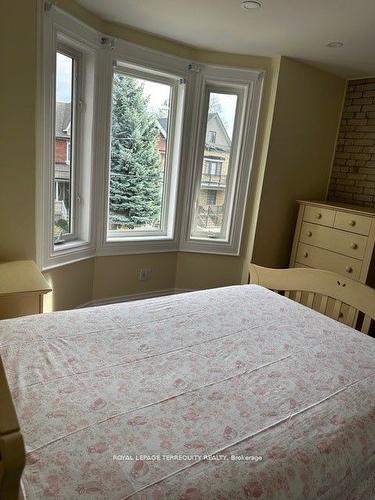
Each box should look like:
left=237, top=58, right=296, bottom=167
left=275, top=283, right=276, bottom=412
left=105, top=63, right=184, bottom=245
left=66, top=141, right=71, bottom=165
left=204, top=160, right=222, bottom=176
left=207, top=130, right=216, bottom=143
left=207, top=191, right=217, bottom=205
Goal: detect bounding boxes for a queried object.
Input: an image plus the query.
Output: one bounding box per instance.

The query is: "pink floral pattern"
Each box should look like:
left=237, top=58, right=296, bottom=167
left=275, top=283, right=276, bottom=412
left=0, top=285, right=374, bottom=499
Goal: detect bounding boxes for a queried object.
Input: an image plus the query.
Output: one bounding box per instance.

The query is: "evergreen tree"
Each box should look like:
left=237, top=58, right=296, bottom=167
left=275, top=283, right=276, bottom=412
left=109, top=73, right=162, bottom=229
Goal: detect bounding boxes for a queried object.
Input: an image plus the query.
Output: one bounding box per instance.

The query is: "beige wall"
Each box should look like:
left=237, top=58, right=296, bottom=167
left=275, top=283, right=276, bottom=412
left=175, top=252, right=243, bottom=290
left=0, top=1, right=37, bottom=261
left=0, top=2, right=345, bottom=310
left=249, top=57, right=345, bottom=270
left=43, top=258, right=94, bottom=312
left=92, top=253, right=177, bottom=301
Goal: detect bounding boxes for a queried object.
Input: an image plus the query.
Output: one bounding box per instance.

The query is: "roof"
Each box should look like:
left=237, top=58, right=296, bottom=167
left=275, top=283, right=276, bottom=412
left=55, top=102, right=71, bottom=138
left=206, top=112, right=231, bottom=152
left=157, top=117, right=168, bottom=138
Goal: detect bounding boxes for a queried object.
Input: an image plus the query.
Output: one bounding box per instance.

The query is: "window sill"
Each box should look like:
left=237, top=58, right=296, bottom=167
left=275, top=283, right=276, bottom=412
left=41, top=235, right=243, bottom=271
left=98, top=236, right=178, bottom=256
left=42, top=239, right=95, bottom=271
left=179, top=238, right=241, bottom=256
left=53, top=239, right=89, bottom=252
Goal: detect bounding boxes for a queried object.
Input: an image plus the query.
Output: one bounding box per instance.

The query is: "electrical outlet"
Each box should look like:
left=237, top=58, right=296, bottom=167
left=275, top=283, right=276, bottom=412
left=138, top=268, right=152, bottom=281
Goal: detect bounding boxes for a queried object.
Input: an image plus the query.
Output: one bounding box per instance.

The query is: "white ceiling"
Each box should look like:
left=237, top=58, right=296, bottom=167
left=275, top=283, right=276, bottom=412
left=76, top=0, right=375, bottom=78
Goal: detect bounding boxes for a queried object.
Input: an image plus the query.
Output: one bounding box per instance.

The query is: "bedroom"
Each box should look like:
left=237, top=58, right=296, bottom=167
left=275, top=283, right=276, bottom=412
left=0, top=0, right=374, bottom=499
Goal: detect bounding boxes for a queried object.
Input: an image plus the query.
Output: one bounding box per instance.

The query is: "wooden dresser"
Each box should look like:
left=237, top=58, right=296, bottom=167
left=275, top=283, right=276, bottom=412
left=290, top=201, right=375, bottom=326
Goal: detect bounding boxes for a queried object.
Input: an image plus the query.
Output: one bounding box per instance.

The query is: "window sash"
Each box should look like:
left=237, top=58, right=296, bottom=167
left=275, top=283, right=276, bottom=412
left=189, top=85, right=244, bottom=242
left=53, top=44, right=81, bottom=245
left=106, top=64, right=180, bottom=240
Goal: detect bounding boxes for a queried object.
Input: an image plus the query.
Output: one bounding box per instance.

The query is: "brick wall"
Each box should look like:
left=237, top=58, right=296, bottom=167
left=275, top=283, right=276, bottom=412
left=328, top=77, right=375, bottom=207
left=55, top=138, right=68, bottom=164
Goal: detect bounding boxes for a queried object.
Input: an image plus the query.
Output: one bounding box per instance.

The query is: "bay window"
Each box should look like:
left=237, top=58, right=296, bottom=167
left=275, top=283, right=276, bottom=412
left=38, top=5, right=263, bottom=268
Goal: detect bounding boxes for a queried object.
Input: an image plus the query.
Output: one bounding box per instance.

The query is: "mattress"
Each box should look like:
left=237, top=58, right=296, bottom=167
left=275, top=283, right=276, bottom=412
left=0, top=285, right=374, bottom=499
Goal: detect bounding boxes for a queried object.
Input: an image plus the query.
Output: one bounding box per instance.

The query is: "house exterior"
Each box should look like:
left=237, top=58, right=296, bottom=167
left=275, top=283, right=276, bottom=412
left=198, top=112, right=231, bottom=233
left=157, top=112, right=231, bottom=233
left=54, top=102, right=71, bottom=229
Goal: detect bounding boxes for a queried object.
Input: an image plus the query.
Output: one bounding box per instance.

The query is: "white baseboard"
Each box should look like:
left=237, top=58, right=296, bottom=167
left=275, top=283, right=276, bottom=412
left=78, top=288, right=194, bottom=308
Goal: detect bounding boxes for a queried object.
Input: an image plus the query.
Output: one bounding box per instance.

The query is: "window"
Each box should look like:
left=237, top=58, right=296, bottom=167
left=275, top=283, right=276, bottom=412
left=39, top=6, right=263, bottom=268
left=66, top=141, right=71, bottom=165
left=180, top=65, right=263, bottom=255
left=38, top=7, right=98, bottom=270
left=207, top=130, right=216, bottom=143
left=54, top=50, right=76, bottom=242
left=207, top=191, right=217, bottom=205
left=204, top=160, right=222, bottom=176
left=105, top=64, right=184, bottom=243
left=191, top=90, right=239, bottom=239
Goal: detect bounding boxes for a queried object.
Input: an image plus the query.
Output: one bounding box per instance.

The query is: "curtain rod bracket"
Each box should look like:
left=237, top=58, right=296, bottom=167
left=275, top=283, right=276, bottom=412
left=44, top=0, right=57, bottom=12
left=101, top=37, right=116, bottom=50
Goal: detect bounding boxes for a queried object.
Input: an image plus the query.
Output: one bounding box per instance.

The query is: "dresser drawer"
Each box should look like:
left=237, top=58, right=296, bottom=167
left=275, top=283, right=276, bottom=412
left=303, top=205, right=335, bottom=227
left=295, top=243, right=362, bottom=280
left=333, top=211, right=372, bottom=236
left=299, top=222, right=367, bottom=259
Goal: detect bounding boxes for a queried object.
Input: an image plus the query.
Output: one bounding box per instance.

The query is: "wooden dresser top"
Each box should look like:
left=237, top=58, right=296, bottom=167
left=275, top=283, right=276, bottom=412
left=297, top=200, right=375, bottom=217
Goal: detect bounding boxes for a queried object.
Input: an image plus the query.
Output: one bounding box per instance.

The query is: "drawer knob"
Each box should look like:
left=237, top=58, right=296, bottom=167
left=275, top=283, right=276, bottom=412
left=303, top=252, right=309, bottom=258
left=306, top=231, right=312, bottom=237
left=339, top=312, right=344, bottom=319
left=349, top=220, right=356, bottom=226
left=345, top=266, right=353, bottom=273
left=315, top=213, right=322, bottom=219
left=351, top=243, right=358, bottom=249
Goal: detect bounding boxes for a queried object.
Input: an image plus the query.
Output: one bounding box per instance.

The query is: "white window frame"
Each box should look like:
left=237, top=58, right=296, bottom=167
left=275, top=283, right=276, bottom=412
left=179, top=65, right=264, bottom=256
left=37, top=6, right=100, bottom=270
left=95, top=40, right=187, bottom=256
left=106, top=64, right=180, bottom=240
left=54, top=44, right=79, bottom=243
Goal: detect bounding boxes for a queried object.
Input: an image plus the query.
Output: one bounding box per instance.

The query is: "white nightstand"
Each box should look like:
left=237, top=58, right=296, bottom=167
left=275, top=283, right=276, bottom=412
left=0, top=260, right=52, bottom=318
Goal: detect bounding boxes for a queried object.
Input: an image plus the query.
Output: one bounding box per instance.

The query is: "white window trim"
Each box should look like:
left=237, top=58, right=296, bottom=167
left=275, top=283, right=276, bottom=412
left=37, top=5, right=100, bottom=270
left=94, top=38, right=188, bottom=257
left=179, top=64, right=264, bottom=256
left=55, top=43, right=80, bottom=243
left=37, top=3, right=264, bottom=268
left=105, top=64, right=182, bottom=240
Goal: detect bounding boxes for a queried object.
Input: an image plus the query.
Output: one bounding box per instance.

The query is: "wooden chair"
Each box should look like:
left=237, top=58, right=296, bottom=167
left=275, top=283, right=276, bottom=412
left=249, top=264, right=375, bottom=334
left=0, top=356, right=25, bottom=500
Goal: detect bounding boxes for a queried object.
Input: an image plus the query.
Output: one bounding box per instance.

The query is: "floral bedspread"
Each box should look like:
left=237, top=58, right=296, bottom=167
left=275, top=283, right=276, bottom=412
left=0, top=285, right=374, bottom=499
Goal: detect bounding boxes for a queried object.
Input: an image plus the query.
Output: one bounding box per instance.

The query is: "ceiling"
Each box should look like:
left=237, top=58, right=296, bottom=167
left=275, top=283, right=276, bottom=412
left=76, top=0, right=375, bottom=78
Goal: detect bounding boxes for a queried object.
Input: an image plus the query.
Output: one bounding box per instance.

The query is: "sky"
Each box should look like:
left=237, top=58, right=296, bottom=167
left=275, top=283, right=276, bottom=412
left=56, top=52, right=72, bottom=103
left=209, top=92, right=237, bottom=139
left=56, top=53, right=236, bottom=139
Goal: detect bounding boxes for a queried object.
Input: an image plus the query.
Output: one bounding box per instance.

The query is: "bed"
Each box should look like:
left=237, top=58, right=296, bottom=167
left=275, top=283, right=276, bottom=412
left=0, top=284, right=374, bottom=499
